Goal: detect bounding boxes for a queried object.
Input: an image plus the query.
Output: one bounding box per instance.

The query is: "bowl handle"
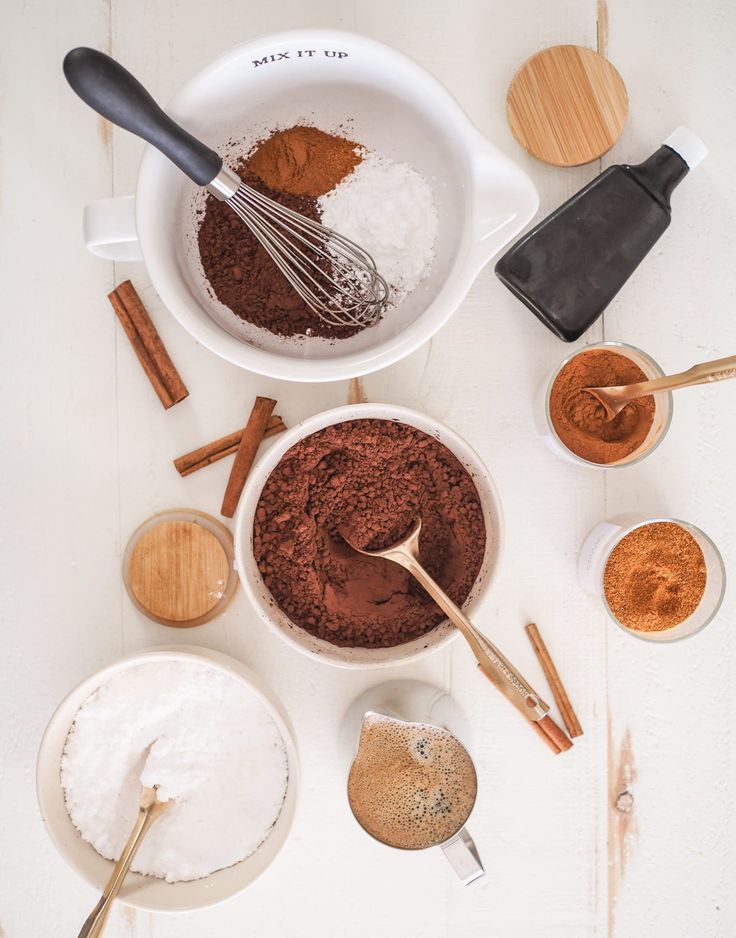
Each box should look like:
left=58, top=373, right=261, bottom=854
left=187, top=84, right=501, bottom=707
left=468, top=145, right=539, bottom=274
left=83, top=195, right=143, bottom=261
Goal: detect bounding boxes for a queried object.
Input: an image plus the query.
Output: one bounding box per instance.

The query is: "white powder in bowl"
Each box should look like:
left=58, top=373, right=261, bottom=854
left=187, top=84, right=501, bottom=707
left=61, top=660, right=289, bottom=883
left=318, top=152, right=438, bottom=304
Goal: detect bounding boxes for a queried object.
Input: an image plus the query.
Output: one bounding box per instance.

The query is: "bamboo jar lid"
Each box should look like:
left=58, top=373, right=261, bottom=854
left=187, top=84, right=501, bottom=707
left=123, top=510, right=237, bottom=627
left=507, top=44, right=628, bottom=166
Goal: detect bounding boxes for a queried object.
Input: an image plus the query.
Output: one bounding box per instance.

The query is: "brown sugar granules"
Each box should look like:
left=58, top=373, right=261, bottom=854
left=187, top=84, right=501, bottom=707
left=247, top=125, right=362, bottom=197
left=252, top=419, right=486, bottom=648
left=603, top=522, right=706, bottom=632
left=549, top=349, right=655, bottom=464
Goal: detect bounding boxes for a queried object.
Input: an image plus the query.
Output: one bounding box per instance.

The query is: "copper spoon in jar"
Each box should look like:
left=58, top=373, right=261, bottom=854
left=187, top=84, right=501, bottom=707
left=78, top=783, right=173, bottom=938
left=582, top=354, right=736, bottom=421
left=342, top=519, right=572, bottom=754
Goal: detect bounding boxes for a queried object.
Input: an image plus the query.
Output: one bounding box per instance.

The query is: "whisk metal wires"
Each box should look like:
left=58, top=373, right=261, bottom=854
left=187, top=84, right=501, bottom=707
left=62, top=47, right=390, bottom=331
left=209, top=166, right=390, bottom=328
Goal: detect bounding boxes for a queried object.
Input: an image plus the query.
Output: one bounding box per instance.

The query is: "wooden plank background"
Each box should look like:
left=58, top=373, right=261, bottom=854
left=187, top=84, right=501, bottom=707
left=1, top=1, right=733, bottom=935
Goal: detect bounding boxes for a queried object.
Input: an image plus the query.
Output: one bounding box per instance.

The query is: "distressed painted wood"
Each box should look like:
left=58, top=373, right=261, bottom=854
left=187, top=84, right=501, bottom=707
left=0, top=1, right=734, bottom=936
left=603, top=2, right=736, bottom=936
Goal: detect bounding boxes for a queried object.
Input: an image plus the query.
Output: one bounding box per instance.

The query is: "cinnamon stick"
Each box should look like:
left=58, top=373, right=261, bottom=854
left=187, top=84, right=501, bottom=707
left=221, top=397, right=277, bottom=518
left=532, top=715, right=574, bottom=753
left=174, top=415, right=286, bottom=477
left=477, top=661, right=572, bottom=754
left=108, top=280, right=188, bottom=409
left=524, top=622, right=583, bottom=738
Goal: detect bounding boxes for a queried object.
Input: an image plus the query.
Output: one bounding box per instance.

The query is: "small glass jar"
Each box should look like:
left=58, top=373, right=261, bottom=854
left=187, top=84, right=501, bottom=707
left=578, top=514, right=726, bottom=642
left=123, top=509, right=238, bottom=628
left=540, top=341, right=673, bottom=467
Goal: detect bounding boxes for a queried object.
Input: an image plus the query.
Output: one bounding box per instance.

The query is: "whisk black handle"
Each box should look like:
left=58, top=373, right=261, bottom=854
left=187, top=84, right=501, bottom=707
left=63, top=47, right=223, bottom=186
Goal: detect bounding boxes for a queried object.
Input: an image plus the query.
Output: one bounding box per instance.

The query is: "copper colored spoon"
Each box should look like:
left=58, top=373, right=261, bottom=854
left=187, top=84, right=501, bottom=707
left=78, top=783, right=173, bottom=937
left=583, top=354, right=736, bottom=421
left=342, top=519, right=572, bottom=754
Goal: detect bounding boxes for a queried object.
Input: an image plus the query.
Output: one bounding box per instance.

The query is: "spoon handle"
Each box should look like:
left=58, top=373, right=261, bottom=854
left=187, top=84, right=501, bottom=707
left=627, top=354, right=736, bottom=397
left=397, top=554, right=571, bottom=753
left=473, top=637, right=572, bottom=753
left=77, top=800, right=166, bottom=938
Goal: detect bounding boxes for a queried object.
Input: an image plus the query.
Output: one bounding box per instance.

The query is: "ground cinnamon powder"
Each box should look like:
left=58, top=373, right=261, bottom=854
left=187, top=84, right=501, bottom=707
left=247, top=125, right=362, bottom=197
left=253, top=419, right=486, bottom=648
left=549, top=349, right=655, bottom=464
left=604, top=522, right=706, bottom=632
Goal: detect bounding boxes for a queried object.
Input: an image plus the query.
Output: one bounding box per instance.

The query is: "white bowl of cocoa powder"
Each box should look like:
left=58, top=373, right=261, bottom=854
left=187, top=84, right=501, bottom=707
left=116, top=30, right=537, bottom=382
left=233, top=404, right=503, bottom=667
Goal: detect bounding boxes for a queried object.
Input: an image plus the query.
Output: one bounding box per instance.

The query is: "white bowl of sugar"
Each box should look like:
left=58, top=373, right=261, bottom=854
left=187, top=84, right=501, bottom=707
left=37, top=646, right=299, bottom=912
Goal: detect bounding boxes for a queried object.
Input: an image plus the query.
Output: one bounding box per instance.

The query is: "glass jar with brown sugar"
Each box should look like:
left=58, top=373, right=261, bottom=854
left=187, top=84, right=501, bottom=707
left=578, top=515, right=726, bottom=642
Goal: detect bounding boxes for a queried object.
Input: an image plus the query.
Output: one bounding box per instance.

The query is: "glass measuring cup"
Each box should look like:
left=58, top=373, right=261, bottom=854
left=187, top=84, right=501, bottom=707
left=338, top=680, right=484, bottom=884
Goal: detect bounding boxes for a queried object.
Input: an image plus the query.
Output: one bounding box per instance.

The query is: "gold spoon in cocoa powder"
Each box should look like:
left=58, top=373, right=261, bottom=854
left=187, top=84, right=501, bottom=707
left=343, top=519, right=572, bottom=754
left=583, top=354, right=736, bottom=421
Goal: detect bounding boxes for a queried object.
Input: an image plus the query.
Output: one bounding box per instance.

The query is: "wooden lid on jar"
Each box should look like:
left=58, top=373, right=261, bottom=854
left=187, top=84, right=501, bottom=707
left=507, top=45, right=628, bottom=166
left=123, top=510, right=237, bottom=627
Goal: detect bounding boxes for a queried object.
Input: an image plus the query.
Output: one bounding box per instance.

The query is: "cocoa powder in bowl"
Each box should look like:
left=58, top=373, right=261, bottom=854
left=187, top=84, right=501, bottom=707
left=197, top=167, right=360, bottom=339
left=252, top=420, right=487, bottom=648
left=197, top=126, right=365, bottom=340
left=247, top=125, right=361, bottom=198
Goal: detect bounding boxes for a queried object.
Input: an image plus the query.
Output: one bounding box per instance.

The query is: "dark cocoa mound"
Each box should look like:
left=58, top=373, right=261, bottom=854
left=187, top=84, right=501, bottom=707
left=253, top=419, right=487, bottom=648
left=197, top=165, right=361, bottom=340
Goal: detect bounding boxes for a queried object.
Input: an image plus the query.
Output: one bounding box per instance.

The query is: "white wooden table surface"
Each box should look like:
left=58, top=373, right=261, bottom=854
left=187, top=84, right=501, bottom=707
left=2, top=1, right=735, bottom=935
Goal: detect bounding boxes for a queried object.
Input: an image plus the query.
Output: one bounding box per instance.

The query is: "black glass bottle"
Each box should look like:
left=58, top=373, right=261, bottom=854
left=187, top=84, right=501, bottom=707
left=495, top=128, right=706, bottom=342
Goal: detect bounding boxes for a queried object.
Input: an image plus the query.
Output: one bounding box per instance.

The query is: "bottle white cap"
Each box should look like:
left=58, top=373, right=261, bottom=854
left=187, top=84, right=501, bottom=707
left=664, top=126, right=708, bottom=170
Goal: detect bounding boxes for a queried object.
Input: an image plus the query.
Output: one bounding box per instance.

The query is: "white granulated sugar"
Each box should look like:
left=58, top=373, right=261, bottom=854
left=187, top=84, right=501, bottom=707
left=61, top=660, right=288, bottom=883
left=318, top=152, right=438, bottom=303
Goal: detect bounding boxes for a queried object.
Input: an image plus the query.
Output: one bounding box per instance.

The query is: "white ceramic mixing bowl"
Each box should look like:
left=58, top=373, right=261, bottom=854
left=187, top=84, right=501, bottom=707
left=36, top=646, right=299, bottom=913
left=233, top=403, right=503, bottom=667
left=85, top=30, right=538, bottom=381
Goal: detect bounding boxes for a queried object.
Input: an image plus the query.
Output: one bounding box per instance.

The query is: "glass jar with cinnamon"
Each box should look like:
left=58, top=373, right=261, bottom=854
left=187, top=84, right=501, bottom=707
left=541, top=342, right=673, bottom=467
left=578, top=515, right=726, bottom=642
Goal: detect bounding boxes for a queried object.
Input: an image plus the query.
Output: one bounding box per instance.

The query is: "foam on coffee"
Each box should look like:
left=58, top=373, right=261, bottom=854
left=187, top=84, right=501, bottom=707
left=347, top=713, right=477, bottom=850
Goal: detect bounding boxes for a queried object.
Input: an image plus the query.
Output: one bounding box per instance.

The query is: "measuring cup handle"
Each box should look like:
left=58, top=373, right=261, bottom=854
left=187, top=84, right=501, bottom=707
left=440, top=827, right=485, bottom=884
left=83, top=195, right=143, bottom=261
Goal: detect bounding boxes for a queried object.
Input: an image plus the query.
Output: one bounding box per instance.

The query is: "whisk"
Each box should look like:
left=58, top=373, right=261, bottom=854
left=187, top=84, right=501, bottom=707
left=63, top=48, right=390, bottom=329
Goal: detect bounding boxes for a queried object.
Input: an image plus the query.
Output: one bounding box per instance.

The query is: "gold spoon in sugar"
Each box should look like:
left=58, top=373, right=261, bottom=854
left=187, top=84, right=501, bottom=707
left=77, top=783, right=173, bottom=938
